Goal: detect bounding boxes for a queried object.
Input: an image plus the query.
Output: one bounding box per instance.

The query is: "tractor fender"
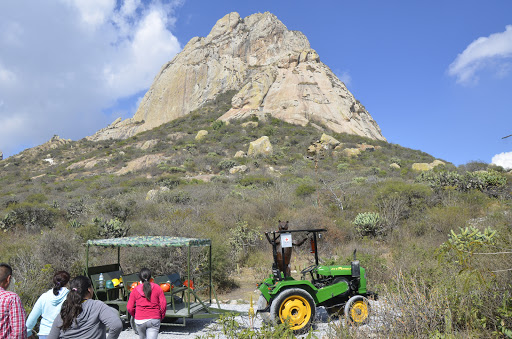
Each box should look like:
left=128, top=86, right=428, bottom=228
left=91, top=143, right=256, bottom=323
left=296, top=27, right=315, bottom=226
left=270, top=281, right=319, bottom=304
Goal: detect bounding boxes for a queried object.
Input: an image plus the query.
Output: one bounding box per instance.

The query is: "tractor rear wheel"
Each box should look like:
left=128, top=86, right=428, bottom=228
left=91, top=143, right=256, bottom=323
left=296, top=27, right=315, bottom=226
left=270, top=288, right=315, bottom=334
left=344, top=295, right=370, bottom=325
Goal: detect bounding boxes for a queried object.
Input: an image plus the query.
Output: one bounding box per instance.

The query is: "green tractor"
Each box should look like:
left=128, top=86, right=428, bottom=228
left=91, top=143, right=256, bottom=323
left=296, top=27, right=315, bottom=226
left=256, top=228, right=377, bottom=334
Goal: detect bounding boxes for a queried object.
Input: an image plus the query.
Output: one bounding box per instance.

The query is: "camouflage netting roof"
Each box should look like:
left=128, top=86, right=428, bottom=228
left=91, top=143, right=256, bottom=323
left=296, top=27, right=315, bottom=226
left=87, top=236, right=211, bottom=248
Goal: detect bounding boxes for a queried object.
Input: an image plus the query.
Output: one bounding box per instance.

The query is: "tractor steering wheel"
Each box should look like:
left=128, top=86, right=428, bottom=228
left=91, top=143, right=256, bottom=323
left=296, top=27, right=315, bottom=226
left=300, top=264, right=318, bottom=275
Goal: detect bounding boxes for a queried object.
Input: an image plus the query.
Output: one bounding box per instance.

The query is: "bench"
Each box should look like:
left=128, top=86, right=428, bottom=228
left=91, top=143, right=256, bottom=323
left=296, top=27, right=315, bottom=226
left=86, top=264, right=127, bottom=313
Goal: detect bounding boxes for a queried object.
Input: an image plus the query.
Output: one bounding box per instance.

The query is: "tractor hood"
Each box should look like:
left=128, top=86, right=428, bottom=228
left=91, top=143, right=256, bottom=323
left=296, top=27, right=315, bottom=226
left=316, top=265, right=366, bottom=278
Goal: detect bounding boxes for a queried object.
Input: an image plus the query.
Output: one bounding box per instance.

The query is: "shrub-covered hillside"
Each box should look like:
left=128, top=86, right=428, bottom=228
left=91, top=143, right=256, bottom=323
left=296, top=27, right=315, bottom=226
left=0, top=91, right=511, bottom=337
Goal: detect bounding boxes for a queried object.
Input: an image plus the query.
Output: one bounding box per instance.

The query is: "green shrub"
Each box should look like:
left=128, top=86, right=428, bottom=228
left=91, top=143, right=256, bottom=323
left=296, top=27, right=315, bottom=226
left=211, top=120, right=225, bottom=131
left=1, top=203, right=59, bottom=232
left=417, top=169, right=507, bottom=194
left=295, top=184, right=316, bottom=197
left=374, top=181, right=432, bottom=228
left=94, top=217, right=129, bottom=238
left=68, top=219, right=82, bottom=228
left=228, top=221, right=260, bottom=265
left=198, top=313, right=297, bottom=339
left=438, top=226, right=497, bottom=279
left=157, top=175, right=184, bottom=189
left=353, top=212, right=384, bottom=237
left=238, top=175, right=274, bottom=187
left=66, top=199, right=86, bottom=219
left=353, top=177, right=367, bottom=184
left=25, top=193, right=48, bottom=204
left=157, top=191, right=191, bottom=204
left=100, top=199, right=135, bottom=222
left=336, top=162, right=348, bottom=172
left=218, top=159, right=237, bottom=170
left=157, top=163, right=186, bottom=173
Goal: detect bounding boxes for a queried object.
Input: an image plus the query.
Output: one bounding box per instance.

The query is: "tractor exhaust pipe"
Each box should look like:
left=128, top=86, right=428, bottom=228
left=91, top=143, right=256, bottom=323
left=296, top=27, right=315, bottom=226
left=351, top=249, right=360, bottom=278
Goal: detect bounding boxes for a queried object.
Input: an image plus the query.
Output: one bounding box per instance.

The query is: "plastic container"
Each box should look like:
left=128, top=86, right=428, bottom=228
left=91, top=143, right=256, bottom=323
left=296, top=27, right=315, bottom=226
left=99, top=273, right=104, bottom=289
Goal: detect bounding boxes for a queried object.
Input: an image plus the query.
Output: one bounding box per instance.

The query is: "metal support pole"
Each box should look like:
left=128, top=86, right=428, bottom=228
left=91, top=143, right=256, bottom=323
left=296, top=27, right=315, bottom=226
left=313, top=232, right=319, bottom=266
left=281, top=245, right=286, bottom=279
left=209, top=244, right=212, bottom=303
left=187, top=245, right=191, bottom=315
left=86, top=244, right=89, bottom=274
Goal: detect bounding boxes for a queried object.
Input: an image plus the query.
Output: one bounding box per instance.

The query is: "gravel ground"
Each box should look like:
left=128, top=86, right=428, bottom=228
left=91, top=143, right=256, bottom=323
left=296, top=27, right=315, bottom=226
left=117, top=300, right=383, bottom=338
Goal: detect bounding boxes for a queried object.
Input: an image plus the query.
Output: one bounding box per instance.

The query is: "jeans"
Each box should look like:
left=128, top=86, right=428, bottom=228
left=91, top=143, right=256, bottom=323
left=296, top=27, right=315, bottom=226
left=135, top=319, right=161, bottom=339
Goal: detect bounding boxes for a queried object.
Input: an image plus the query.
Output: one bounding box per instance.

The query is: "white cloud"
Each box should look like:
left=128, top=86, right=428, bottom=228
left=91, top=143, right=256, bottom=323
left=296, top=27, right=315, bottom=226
left=492, top=151, right=512, bottom=170
left=448, top=25, right=512, bottom=84
left=339, top=72, right=352, bottom=86
left=103, top=9, right=180, bottom=96
left=334, top=69, right=352, bottom=87
left=64, top=0, right=116, bottom=27
left=0, top=63, right=17, bottom=85
left=0, top=1, right=182, bottom=158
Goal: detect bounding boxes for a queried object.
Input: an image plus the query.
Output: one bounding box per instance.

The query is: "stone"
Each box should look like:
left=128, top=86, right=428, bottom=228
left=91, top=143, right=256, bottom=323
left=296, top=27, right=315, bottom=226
left=87, top=12, right=386, bottom=143
left=20, top=135, right=72, bottom=159
left=341, top=148, right=361, bottom=157
left=248, top=136, right=273, bottom=157
left=307, top=134, right=342, bottom=157
left=67, top=158, right=108, bottom=170
left=267, top=166, right=282, bottom=176
left=432, top=160, right=446, bottom=168
left=234, top=151, right=246, bottom=158
left=359, top=144, right=375, bottom=152
left=320, top=133, right=341, bottom=148
left=167, top=132, right=188, bottom=141
left=44, top=158, right=55, bottom=166
left=390, top=163, right=401, bottom=169
left=146, top=187, right=170, bottom=201
left=31, top=174, right=46, bottom=180
left=412, top=163, right=433, bottom=171
left=139, top=139, right=159, bottom=150
left=195, top=130, right=208, bottom=141
left=412, top=160, right=446, bottom=171
left=241, top=121, right=258, bottom=128
left=115, top=154, right=166, bottom=175
left=229, top=165, right=248, bottom=174
left=0, top=151, right=3, bottom=160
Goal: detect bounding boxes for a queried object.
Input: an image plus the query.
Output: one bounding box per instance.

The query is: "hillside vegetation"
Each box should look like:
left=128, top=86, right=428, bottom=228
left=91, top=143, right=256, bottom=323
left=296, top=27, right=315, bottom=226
left=0, top=91, right=511, bottom=338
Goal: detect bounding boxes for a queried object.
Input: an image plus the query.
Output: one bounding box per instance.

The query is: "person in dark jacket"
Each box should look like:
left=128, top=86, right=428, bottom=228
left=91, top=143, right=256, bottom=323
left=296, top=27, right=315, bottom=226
left=127, top=268, right=166, bottom=339
left=47, top=275, right=122, bottom=339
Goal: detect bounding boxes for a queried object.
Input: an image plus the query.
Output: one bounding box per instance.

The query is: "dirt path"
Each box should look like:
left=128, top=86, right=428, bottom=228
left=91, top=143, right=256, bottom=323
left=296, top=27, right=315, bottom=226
left=216, top=267, right=261, bottom=303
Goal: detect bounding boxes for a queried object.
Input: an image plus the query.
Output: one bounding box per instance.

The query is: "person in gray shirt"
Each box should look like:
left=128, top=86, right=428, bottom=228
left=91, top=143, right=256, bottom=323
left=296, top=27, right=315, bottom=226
left=47, top=275, right=122, bottom=339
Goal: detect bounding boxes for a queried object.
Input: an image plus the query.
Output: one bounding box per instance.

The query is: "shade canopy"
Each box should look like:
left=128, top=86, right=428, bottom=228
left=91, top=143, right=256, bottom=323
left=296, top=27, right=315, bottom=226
left=87, top=236, right=211, bottom=248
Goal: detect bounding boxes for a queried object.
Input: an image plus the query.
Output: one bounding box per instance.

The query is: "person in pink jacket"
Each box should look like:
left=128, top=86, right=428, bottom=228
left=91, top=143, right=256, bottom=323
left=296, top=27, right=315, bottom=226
left=127, top=268, right=166, bottom=339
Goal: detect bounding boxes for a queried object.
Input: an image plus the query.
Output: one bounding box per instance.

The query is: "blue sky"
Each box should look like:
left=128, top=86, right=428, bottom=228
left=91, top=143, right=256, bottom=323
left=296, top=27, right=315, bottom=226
left=1, top=1, right=512, bottom=168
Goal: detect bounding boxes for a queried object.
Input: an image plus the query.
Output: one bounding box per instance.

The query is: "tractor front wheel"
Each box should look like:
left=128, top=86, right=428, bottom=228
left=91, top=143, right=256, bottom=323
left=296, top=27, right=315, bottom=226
left=270, top=288, right=315, bottom=334
left=344, top=295, right=370, bottom=325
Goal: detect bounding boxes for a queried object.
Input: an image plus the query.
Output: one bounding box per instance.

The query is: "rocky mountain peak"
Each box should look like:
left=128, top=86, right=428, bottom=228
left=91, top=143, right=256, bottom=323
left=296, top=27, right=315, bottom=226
left=88, top=11, right=385, bottom=142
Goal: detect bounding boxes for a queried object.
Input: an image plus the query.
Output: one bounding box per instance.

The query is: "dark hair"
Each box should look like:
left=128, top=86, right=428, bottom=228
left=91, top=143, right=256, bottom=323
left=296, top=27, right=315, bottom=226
left=53, top=271, right=71, bottom=296
left=138, top=268, right=152, bottom=301
left=60, top=275, right=91, bottom=331
left=0, top=263, right=12, bottom=283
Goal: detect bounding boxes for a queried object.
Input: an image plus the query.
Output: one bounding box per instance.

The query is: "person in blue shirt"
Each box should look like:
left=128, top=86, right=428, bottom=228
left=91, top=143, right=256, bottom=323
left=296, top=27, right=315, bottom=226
left=26, top=271, right=70, bottom=339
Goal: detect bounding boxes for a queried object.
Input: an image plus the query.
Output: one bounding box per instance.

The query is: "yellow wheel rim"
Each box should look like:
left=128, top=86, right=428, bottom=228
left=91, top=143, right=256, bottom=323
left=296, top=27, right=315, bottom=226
left=350, top=300, right=369, bottom=323
left=278, top=295, right=312, bottom=330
